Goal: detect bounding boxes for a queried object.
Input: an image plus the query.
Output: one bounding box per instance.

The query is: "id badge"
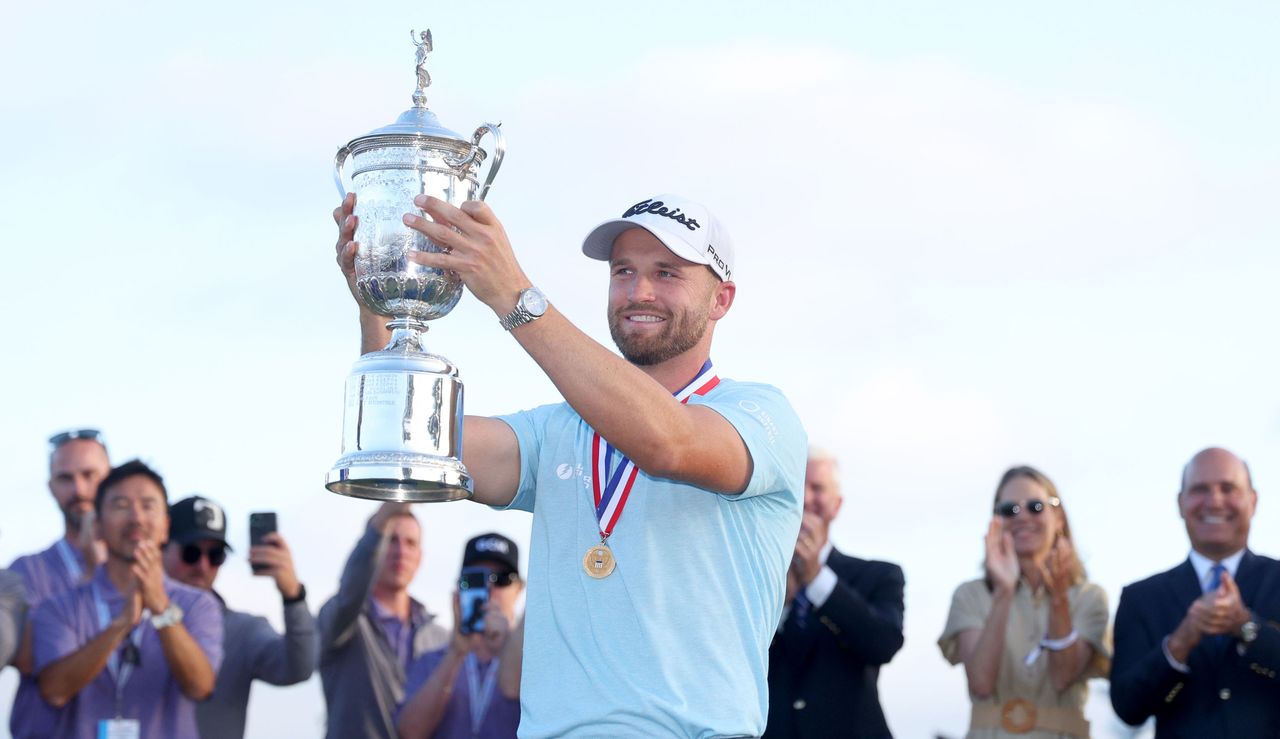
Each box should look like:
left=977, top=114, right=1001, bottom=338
left=98, top=718, right=140, bottom=739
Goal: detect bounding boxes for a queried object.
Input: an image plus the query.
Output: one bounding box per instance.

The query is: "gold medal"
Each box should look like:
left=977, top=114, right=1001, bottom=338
left=583, top=542, right=616, bottom=578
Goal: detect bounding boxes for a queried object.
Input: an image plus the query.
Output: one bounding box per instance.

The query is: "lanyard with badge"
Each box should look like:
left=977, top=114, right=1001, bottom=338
left=91, top=583, right=144, bottom=739
left=583, top=359, right=720, bottom=579
left=464, top=653, right=500, bottom=738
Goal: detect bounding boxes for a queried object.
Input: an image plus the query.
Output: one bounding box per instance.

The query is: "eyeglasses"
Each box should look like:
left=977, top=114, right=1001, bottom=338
left=49, top=429, right=104, bottom=448
left=180, top=543, right=228, bottom=567
left=994, top=497, right=1061, bottom=518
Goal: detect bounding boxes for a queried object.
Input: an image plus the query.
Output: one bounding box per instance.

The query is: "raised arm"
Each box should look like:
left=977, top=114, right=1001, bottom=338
left=790, top=514, right=904, bottom=664
left=245, top=533, right=319, bottom=685
left=319, top=503, right=403, bottom=654
left=816, top=562, right=905, bottom=666
left=498, top=613, right=523, bottom=699
left=1040, top=539, right=1100, bottom=692
left=403, top=197, right=752, bottom=493
left=957, top=521, right=1020, bottom=699
left=397, top=594, right=476, bottom=739
left=1110, top=584, right=1197, bottom=725
left=134, top=541, right=216, bottom=700
left=38, top=585, right=141, bottom=707
left=334, top=197, right=523, bottom=507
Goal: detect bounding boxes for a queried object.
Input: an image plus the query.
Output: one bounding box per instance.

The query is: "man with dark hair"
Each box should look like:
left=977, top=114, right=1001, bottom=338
left=31, top=459, right=223, bottom=738
left=397, top=532, right=524, bottom=739
left=1112, top=447, right=1280, bottom=736
left=318, top=502, right=448, bottom=739
left=8, top=429, right=111, bottom=739
left=332, top=191, right=806, bottom=737
left=162, top=495, right=318, bottom=739
left=765, top=449, right=905, bottom=738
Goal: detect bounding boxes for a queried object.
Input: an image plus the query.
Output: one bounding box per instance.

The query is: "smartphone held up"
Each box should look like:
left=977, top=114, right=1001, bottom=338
left=249, top=512, right=278, bottom=575
left=459, top=566, right=490, bottom=634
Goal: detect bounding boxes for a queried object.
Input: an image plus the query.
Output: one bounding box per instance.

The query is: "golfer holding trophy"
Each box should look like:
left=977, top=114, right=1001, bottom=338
left=331, top=29, right=806, bottom=737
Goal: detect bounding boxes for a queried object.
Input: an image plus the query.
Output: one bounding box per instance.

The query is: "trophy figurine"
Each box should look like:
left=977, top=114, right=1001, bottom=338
left=326, top=29, right=505, bottom=502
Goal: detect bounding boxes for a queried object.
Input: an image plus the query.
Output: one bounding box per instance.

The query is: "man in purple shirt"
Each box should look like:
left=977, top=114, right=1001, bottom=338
left=32, top=459, right=223, bottom=739
left=8, top=429, right=111, bottom=739
left=397, top=533, right=524, bottom=739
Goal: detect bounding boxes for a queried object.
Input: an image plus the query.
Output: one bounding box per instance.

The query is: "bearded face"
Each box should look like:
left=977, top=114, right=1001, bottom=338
left=608, top=298, right=712, bottom=366
left=606, top=230, right=721, bottom=367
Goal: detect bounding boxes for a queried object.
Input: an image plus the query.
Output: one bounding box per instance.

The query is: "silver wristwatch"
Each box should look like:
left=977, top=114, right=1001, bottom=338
left=150, top=602, right=184, bottom=630
left=500, top=287, right=549, bottom=331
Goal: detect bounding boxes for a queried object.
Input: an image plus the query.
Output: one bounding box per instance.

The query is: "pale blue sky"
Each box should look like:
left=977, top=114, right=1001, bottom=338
left=2, top=2, right=1277, bottom=736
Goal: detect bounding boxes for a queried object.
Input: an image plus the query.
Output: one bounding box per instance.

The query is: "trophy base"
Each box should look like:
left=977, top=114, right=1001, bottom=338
left=326, top=455, right=473, bottom=503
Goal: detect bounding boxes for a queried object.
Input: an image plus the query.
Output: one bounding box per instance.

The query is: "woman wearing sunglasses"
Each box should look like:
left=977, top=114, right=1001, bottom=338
left=938, top=466, right=1111, bottom=738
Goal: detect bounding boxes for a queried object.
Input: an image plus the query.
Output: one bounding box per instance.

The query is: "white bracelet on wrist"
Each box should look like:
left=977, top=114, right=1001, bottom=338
left=1040, top=629, right=1079, bottom=651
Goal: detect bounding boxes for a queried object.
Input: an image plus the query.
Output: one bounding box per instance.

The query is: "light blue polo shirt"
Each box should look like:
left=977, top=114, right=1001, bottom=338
left=498, top=377, right=806, bottom=738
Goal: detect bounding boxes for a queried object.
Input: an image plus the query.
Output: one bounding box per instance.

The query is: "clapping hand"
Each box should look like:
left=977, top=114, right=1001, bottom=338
left=984, top=517, right=1019, bottom=594
left=131, top=540, right=169, bottom=614
left=791, top=512, right=829, bottom=588
left=1194, top=571, right=1251, bottom=636
left=1038, top=536, right=1074, bottom=597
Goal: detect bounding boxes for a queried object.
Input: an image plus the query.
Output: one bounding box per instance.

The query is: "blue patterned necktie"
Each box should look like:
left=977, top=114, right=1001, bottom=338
left=1206, top=563, right=1228, bottom=649
left=1207, top=563, right=1226, bottom=593
left=790, top=591, right=812, bottom=631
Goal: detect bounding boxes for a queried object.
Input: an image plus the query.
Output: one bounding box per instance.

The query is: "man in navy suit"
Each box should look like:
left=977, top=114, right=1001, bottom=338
left=764, top=449, right=905, bottom=738
left=1111, top=447, right=1280, bottom=737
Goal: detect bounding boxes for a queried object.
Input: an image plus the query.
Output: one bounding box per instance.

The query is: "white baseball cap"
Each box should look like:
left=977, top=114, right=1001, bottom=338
left=581, top=194, right=735, bottom=281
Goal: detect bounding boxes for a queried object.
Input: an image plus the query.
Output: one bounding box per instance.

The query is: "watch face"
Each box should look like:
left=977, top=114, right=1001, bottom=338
left=521, top=288, right=548, bottom=316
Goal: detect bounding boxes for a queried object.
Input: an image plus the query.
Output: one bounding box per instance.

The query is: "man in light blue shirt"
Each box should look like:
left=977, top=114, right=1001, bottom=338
left=334, top=192, right=806, bottom=737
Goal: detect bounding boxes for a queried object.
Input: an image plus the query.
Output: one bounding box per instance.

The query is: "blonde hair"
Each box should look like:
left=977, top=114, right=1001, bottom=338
left=992, top=465, right=1086, bottom=585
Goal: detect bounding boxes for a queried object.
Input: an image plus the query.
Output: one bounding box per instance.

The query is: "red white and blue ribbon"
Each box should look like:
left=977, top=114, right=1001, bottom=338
left=591, top=359, right=720, bottom=539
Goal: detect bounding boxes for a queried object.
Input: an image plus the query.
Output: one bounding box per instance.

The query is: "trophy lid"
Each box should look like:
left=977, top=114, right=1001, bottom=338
left=359, top=106, right=464, bottom=141
left=346, top=28, right=467, bottom=145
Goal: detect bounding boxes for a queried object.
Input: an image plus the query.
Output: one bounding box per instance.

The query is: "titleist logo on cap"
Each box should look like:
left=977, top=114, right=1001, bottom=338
left=622, top=198, right=701, bottom=232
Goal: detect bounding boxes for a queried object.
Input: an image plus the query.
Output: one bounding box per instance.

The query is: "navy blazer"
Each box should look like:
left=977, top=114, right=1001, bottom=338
left=1111, top=550, right=1280, bottom=737
left=764, top=548, right=905, bottom=739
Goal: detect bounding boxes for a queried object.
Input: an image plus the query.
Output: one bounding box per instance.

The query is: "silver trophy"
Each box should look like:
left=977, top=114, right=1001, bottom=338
left=326, top=29, right=505, bottom=502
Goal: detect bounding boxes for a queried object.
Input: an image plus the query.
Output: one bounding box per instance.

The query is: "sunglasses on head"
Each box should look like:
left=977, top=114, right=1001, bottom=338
left=180, top=543, right=228, bottom=567
left=49, top=429, right=104, bottom=448
left=994, top=497, right=1061, bottom=518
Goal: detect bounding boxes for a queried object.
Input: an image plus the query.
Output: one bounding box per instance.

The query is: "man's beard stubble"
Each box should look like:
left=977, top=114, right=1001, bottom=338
left=62, top=500, right=95, bottom=535
left=608, top=303, right=710, bottom=366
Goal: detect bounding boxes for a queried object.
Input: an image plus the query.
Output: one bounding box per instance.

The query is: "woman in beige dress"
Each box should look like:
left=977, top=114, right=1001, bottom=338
left=939, top=466, right=1111, bottom=738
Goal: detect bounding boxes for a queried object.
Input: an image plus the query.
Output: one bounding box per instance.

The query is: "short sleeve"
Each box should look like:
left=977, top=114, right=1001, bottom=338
left=693, top=382, right=807, bottom=501
left=938, top=580, right=991, bottom=665
left=182, top=589, right=225, bottom=674
left=32, top=594, right=80, bottom=673
left=494, top=404, right=561, bottom=513
left=1071, top=580, right=1112, bottom=679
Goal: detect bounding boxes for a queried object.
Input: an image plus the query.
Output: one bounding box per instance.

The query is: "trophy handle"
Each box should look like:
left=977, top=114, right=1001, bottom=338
left=472, top=122, right=505, bottom=201
left=334, top=145, right=354, bottom=196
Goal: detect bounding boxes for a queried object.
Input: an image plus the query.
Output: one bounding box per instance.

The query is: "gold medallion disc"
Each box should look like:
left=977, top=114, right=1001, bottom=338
left=583, top=544, right=616, bottom=579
